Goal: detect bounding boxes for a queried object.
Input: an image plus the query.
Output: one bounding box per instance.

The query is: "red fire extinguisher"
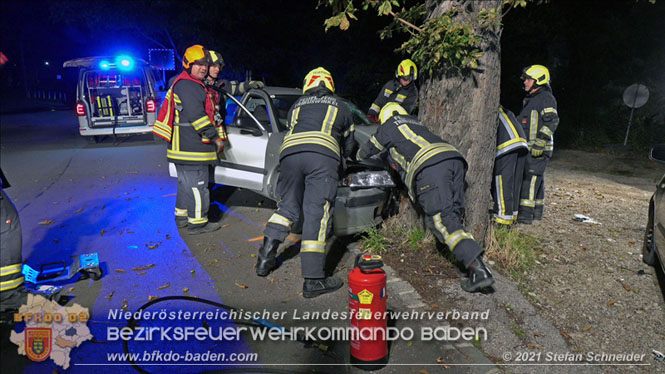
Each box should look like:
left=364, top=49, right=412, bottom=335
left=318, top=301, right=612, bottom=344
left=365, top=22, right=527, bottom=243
left=349, top=253, right=388, bottom=370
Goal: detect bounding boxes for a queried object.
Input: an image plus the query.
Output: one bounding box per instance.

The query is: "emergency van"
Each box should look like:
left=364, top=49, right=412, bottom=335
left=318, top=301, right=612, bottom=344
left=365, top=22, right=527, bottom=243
left=63, top=56, right=159, bottom=143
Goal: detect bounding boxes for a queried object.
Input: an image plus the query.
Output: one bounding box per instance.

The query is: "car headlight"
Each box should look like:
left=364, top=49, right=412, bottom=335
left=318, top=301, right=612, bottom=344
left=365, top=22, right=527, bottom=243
left=341, top=171, right=396, bottom=189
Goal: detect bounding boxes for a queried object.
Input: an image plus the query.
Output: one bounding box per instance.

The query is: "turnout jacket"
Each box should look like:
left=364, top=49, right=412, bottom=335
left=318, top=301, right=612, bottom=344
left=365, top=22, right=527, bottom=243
left=280, top=88, right=355, bottom=163
left=368, top=79, right=418, bottom=116
left=357, top=114, right=466, bottom=201
left=156, top=72, right=219, bottom=165
left=517, top=85, right=559, bottom=158
left=496, top=106, right=528, bottom=157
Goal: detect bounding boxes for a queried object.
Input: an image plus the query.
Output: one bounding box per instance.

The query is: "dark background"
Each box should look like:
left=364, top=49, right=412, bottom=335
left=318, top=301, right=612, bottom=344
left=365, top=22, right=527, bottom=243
left=1, top=0, right=663, bottom=149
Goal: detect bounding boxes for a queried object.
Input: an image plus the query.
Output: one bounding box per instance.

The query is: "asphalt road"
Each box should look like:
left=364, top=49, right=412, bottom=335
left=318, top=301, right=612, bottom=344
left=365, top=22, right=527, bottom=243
left=1, top=110, right=497, bottom=374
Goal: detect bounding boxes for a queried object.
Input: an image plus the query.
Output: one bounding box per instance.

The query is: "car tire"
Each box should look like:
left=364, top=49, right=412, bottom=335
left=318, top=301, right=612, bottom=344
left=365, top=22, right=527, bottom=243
left=643, top=202, right=657, bottom=266
left=86, top=135, right=103, bottom=144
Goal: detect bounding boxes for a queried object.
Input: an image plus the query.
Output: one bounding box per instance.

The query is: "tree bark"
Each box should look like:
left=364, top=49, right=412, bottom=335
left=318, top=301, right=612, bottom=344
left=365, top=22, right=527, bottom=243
left=415, top=0, right=502, bottom=246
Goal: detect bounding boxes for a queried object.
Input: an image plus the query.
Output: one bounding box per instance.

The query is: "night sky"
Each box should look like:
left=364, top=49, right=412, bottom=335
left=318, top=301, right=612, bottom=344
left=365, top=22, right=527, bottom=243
left=1, top=0, right=664, bottom=147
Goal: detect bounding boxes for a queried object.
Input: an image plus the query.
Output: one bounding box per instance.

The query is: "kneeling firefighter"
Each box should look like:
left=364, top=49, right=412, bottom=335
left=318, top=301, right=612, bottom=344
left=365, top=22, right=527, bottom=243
left=153, top=45, right=223, bottom=235
left=256, top=67, right=355, bottom=299
left=356, top=103, right=494, bottom=292
left=0, top=169, right=28, bottom=311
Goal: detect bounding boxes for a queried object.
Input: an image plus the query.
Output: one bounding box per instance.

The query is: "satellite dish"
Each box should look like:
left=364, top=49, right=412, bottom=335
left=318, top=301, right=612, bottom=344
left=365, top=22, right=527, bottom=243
left=622, top=83, right=649, bottom=145
left=623, top=83, right=649, bottom=109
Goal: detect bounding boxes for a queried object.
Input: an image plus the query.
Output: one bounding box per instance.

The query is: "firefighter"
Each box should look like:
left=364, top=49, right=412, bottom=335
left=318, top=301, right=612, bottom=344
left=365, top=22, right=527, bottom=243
left=357, top=103, right=494, bottom=293
left=367, top=59, right=418, bottom=123
left=516, top=65, right=559, bottom=224
left=152, top=45, right=222, bottom=235
left=492, top=106, right=528, bottom=225
left=205, top=50, right=265, bottom=135
left=0, top=169, right=28, bottom=312
left=256, top=67, right=355, bottom=299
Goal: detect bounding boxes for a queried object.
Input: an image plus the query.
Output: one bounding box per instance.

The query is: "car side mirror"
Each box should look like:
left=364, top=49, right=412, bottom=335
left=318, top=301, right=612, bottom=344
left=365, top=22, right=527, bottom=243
left=240, top=128, right=262, bottom=137
left=650, top=144, right=665, bottom=163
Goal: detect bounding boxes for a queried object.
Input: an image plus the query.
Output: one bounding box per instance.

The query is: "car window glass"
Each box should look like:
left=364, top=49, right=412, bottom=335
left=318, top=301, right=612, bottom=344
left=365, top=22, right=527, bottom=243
left=234, top=96, right=271, bottom=132
left=271, top=95, right=301, bottom=132
left=343, top=100, right=371, bottom=126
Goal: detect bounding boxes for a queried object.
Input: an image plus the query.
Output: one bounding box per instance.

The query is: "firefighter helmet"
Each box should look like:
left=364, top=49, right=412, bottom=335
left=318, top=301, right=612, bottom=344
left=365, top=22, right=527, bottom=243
left=395, top=59, right=417, bottom=81
left=182, top=45, right=211, bottom=69
left=303, top=67, right=335, bottom=94
left=521, top=65, right=550, bottom=86
left=379, top=102, right=408, bottom=124
left=209, top=50, right=224, bottom=68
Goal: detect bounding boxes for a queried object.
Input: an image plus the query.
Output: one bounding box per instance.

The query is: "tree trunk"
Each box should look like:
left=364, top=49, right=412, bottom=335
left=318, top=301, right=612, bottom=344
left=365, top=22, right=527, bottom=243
left=415, top=0, right=502, bottom=246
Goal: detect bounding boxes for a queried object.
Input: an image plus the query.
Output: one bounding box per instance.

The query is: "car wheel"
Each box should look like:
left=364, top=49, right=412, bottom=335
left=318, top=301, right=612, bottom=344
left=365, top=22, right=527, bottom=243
left=643, top=203, right=657, bottom=266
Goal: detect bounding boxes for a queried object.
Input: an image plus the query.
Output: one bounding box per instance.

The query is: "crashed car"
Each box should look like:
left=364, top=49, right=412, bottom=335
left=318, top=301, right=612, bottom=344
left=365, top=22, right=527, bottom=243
left=643, top=144, right=665, bottom=276
left=170, top=86, right=397, bottom=236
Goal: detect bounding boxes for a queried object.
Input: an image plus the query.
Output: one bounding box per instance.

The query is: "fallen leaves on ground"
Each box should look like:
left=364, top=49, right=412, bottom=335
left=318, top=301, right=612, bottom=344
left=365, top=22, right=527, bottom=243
left=115, top=269, right=127, bottom=273
left=235, top=283, right=248, bottom=289
left=132, top=264, right=156, bottom=271
left=158, top=283, right=170, bottom=290
left=39, top=220, right=55, bottom=225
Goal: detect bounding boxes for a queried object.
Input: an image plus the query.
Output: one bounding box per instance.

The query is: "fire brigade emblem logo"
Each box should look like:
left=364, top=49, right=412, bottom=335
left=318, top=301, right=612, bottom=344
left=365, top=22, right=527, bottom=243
left=25, top=328, right=52, bottom=362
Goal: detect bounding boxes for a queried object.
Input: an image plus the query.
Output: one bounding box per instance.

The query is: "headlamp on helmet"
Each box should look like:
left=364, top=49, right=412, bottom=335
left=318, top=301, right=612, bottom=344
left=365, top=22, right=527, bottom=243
left=378, top=102, right=408, bottom=124
left=182, top=45, right=211, bottom=69
left=521, top=65, right=550, bottom=86
left=303, top=67, right=335, bottom=94
left=396, top=59, right=418, bottom=81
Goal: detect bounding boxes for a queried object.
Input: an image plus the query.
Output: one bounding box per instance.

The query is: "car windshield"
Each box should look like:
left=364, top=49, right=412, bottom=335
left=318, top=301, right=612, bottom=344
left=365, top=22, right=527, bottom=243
left=342, top=99, right=372, bottom=127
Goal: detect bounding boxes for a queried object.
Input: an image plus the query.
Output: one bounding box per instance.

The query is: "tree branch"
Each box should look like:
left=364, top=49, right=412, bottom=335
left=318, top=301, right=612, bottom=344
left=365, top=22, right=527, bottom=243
left=388, top=10, right=424, bottom=33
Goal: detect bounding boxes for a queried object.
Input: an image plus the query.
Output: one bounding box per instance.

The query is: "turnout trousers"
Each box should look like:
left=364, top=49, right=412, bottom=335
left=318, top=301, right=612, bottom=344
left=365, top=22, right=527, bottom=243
left=518, top=155, right=549, bottom=221
left=175, top=164, right=211, bottom=228
left=264, top=153, right=338, bottom=279
left=1, top=188, right=24, bottom=305
left=492, top=151, right=526, bottom=225
left=415, top=160, right=483, bottom=268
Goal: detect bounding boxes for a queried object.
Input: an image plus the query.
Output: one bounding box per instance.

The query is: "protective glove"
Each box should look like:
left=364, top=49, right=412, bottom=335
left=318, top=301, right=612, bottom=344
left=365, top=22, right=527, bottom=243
left=367, top=114, right=379, bottom=124
left=248, top=81, right=264, bottom=89
left=215, top=138, right=224, bottom=154
left=531, top=138, right=546, bottom=158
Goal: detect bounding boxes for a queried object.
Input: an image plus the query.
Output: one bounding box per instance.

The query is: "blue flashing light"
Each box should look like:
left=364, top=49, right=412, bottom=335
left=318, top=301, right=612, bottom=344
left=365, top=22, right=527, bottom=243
left=99, top=60, right=111, bottom=70
left=115, top=55, right=134, bottom=71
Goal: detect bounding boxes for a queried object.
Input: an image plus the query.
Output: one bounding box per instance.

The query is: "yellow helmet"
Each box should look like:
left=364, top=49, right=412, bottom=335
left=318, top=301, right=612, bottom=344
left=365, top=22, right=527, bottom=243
left=303, top=67, right=335, bottom=93
left=182, top=45, right=211, bottom=69
left=521, top=65, right=550, bottom=86
left=209, top=50, right=224, bottom=68
left=395, top=59, right=417, bottom=81
left=379, top=102, right=408, bottom=124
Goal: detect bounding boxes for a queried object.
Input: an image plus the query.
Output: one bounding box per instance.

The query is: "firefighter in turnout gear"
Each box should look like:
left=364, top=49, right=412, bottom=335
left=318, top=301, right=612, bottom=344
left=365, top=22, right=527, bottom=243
left=367, top=59, right=418, bottom=123
left=357, top=103, right=494, bottom=293
left=257, top=67, right=355, bottom=298
left=516, top=65, right=559, bottom=224
left=0, top=169, right=29, bottom=312
left=205, top=50, right=265, bottom=145
left=152, top=45, right=222, bottom=235
left=492, top=106, right=528, bottom=225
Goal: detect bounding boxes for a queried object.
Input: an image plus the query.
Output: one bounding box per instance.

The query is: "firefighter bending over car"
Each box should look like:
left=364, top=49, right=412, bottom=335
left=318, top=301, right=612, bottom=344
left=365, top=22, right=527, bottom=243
left=367, top=59, right=419, bottom=123
left=357, top=103, right=494, bottom=293
left=516, top=65, right=559, bottom=224
left=256, top=67, right=355, bottom=299
left=492, top=106, right=528, bottom=225
left=152, top=45, right=222, bottom=235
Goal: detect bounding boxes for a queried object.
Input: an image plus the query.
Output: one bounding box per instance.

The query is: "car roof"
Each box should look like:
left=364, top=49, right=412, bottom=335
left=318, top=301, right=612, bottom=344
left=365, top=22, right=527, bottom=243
left=262, top=86, right=302, bottom=96
left=63, top=56, right=150, bottom=69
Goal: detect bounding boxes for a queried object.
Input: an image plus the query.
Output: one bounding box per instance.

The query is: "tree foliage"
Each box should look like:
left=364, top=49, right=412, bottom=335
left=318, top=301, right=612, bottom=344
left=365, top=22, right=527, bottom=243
left=318, top=0, right=533, bottom=76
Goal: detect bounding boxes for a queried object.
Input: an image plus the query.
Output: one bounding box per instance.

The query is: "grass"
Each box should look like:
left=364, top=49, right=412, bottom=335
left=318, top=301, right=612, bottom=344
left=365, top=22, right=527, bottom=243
left=359, top=226, right=390, bottom=253
left=485, top=224, right=540, bottom=281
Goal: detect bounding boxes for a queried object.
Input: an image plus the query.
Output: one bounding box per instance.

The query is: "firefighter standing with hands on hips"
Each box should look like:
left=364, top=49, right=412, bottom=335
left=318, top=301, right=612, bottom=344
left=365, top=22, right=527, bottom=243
left=357, top=103, right=494, bottom=293
left=516, top=65, right=559, bottom=224
left=367, top=59, right=419, bottom=123
left=152, top=45, right=222, bottom=235
left=256, top=67, right=355, bottom=299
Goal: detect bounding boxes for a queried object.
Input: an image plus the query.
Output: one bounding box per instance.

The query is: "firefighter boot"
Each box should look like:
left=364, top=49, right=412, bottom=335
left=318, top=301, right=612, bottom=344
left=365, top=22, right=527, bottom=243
left=187, top=222, right=221, bottom=235
left=256, top=237, right=281, bottom=277
left=303, top=276, right=344, bottom=298
left=461, top=257, right=495, bottom=293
